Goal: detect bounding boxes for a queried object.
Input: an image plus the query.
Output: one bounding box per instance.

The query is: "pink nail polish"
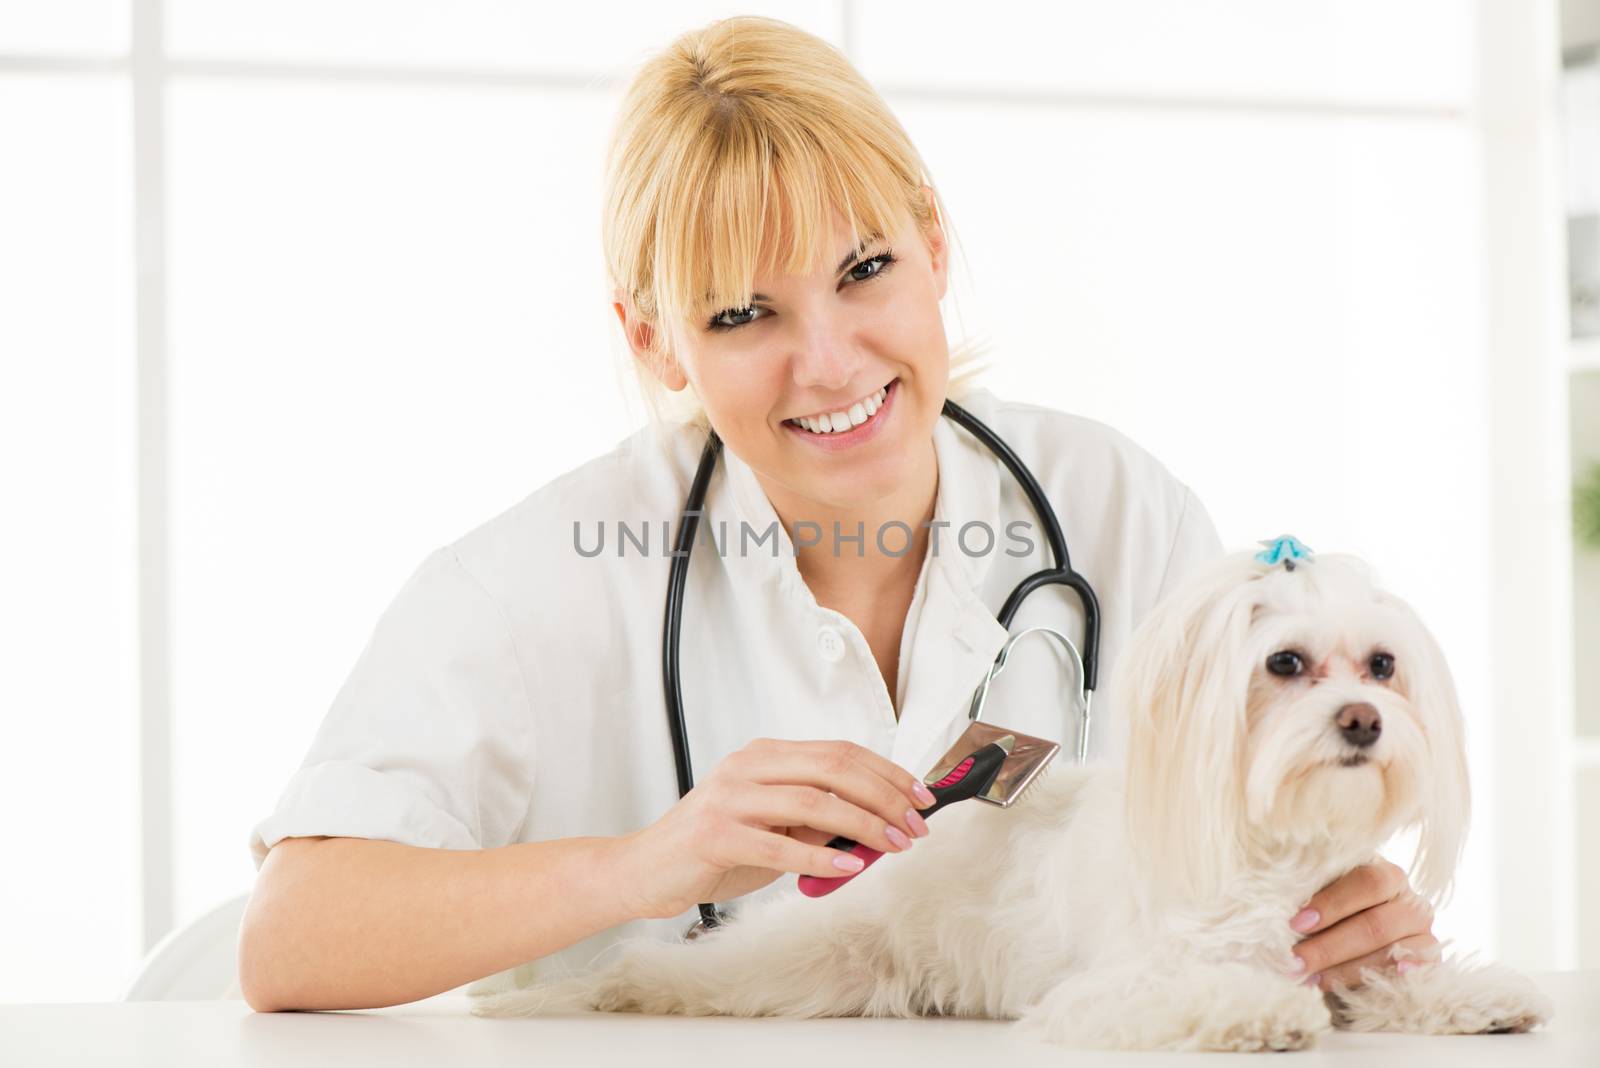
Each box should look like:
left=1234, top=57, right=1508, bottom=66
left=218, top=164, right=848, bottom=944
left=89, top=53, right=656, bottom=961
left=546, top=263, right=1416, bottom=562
left=885, top=825, right=911, bottom=850
left=1303, top=973, right=1321, bottom=988
left=833, top=853, right=865, bottom=872
left=1397, top=961, right=1418, bottom=975
left=912, top=781, right=936, bottom=807
left=1290, top=908, right=1320, bottom=933
left=906, top=808, right=930, bottom=837
left=1289, top=955, right=1307, bottom=973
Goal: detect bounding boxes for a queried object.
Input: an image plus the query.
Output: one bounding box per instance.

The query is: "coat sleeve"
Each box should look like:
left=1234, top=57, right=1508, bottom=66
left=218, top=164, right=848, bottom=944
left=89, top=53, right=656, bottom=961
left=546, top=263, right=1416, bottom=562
left=248, top=547, right=538, bottom=870
left=1153, top=484, right=1226, bottom=606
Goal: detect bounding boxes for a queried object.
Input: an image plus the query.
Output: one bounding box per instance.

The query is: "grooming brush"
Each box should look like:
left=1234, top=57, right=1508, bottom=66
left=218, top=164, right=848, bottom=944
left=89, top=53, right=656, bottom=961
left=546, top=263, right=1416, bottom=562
left=797, top=734, right=1022, bottom=898
left=925, top=720, right=1060, bottom=809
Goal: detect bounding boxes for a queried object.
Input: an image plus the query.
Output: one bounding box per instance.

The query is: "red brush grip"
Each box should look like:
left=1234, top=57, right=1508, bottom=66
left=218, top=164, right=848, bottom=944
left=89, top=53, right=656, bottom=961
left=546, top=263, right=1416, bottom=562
left=796, top=842, right=884, bottom=898
left=928, top=755, right=975, bottom=790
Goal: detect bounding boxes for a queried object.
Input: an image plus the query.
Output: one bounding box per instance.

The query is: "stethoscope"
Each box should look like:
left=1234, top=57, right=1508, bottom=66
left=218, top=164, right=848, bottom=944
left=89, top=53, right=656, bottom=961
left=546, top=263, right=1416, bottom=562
left=662, top=397, right=1101, bottom=933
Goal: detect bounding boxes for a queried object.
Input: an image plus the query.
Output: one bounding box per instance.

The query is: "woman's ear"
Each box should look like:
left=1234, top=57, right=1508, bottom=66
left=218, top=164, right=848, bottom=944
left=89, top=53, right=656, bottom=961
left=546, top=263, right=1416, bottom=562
left=612, top=288, right=688, bottom=391
left=919, top=186, right=949, bottom=302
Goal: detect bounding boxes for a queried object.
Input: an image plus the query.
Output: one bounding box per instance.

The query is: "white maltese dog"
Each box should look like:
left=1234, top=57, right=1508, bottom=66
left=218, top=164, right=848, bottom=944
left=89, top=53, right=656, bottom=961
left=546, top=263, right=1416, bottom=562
left=471, top=546, right=1551, bottom=1050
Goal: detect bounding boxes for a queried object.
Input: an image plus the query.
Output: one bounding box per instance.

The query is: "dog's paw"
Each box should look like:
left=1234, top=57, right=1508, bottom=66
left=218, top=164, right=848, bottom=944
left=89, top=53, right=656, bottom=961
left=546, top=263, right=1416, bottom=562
left=1327, top=953, right=1553, bottom=1035
left=1019, top=964, right=1331, bottom=1051
left=468, top=974, right=603, bottom=1018
left=1182, top=984, right=1331, bottom=1052
left=582, top=972, right=675, bottom=1014
left=469, top=960, right=711, bottom=1017
left=468, top=943, right=712, bottom=1018
left=581, top=947, right=718, bottom=1016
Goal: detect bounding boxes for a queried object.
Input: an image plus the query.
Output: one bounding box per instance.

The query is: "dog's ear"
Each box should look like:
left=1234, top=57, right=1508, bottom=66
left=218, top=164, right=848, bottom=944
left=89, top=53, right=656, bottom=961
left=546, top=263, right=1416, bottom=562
left=1119, top=553, right=1262, bottom=906
left=1377, top=590, right=1471, bottom=909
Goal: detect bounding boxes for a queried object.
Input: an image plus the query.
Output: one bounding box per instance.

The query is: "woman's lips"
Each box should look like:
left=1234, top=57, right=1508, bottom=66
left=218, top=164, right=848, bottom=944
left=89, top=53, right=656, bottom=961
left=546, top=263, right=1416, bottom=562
left=784, top=378, right=897, bottom=452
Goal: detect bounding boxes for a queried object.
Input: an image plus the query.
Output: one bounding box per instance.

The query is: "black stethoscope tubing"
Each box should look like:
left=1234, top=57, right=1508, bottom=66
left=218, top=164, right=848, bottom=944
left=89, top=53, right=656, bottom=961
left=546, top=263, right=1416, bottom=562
left=661, top=397, right=1100, bottom=931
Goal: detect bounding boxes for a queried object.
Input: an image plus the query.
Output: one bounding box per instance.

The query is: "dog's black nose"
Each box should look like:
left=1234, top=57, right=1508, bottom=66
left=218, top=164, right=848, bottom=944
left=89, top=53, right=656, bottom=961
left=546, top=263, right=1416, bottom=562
left=1336, top=702, right=1382, bottom=748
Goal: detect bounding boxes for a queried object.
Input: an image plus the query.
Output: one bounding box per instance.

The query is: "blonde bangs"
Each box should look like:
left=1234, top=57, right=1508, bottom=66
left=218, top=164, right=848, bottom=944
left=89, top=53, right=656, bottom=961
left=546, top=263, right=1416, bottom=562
left=655, top=100, right=922, bottom=344
left=602, top=15, right=990, bottom=423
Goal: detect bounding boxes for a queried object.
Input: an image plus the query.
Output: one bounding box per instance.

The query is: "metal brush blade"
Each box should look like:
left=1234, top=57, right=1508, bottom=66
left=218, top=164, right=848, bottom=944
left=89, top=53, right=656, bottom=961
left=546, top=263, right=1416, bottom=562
left=923, top=720, right=1060, bottom=808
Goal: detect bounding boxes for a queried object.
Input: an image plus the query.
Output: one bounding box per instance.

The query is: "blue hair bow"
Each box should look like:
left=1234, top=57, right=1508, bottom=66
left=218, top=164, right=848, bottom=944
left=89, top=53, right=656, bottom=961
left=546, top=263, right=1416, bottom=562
left=1255, top=534, right=1315, bottom=570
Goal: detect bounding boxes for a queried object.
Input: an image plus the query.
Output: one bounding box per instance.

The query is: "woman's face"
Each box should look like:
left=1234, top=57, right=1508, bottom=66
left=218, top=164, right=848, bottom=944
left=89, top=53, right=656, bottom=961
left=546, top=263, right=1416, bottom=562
left=620, top=192, right=950, bottom=517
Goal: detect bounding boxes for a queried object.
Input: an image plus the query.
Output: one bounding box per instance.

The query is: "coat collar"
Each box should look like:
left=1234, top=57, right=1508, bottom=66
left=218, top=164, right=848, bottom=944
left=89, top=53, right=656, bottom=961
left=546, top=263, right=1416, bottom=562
left=716, top=403, right=1013, bottom=775
left=715, top=407, right=1006, bottom=595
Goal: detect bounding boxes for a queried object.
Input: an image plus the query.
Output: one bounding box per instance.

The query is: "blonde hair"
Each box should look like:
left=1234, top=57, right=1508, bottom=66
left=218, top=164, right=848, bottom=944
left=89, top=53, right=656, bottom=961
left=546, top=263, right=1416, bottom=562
left=601, top=15, right=990, bottom=427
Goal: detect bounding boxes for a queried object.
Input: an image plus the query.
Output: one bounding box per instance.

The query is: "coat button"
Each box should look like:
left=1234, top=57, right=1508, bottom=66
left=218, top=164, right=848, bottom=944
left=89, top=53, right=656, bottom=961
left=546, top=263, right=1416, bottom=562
left=816, top=626, right=846, bottom=662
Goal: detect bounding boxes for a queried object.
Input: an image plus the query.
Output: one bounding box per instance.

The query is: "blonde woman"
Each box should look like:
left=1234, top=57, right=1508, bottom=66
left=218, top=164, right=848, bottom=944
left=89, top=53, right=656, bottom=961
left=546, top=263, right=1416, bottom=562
left=239, top=16, right=1438, bottom=1014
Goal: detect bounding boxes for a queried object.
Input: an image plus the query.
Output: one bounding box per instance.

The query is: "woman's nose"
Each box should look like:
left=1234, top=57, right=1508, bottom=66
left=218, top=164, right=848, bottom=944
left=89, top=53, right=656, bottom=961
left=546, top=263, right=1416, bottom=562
left=788, top=317, right=860, bottom=392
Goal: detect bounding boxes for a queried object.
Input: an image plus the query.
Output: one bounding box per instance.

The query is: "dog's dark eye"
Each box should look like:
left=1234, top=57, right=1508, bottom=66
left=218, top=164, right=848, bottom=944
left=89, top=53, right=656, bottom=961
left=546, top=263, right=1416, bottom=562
left=1266, top=651, right=1304, bottom=677
left=1369, top=652, right=1395, bottom=680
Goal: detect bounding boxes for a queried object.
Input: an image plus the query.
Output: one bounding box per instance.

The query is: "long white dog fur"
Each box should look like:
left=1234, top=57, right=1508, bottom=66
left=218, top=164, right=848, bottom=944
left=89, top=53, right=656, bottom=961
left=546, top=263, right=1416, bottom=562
left=471, top=548, right=1552, bottom=1050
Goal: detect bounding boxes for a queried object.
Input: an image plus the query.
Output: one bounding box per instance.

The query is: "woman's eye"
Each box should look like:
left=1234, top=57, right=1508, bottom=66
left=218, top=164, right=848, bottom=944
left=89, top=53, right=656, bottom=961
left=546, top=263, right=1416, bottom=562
left=1266, top=650, right=1304, bottom=677
left=1369, top=652, right=1396, bottom=680
left=705, top=251, right=896, bottom=331
left=709, top=305, right=762, bottom=329
left=846, top=255, right=889, bottom=282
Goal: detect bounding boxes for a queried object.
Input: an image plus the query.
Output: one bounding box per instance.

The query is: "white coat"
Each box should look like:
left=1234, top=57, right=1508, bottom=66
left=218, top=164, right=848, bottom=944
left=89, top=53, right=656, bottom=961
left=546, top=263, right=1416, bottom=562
left=248, top=386, right=1224, bottom=987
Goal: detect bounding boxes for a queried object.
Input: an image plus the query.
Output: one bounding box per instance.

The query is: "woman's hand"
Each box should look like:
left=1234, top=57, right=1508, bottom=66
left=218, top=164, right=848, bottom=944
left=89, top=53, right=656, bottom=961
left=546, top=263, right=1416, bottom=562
left=612, top=737, right=935, bottom=921
left=1288, top=858, right=1439, bottom=991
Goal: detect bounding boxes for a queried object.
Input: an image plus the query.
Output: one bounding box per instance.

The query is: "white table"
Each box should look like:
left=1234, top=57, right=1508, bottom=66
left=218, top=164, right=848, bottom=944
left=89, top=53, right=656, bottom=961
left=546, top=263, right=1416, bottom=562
left=3, top=971, right=1596, bottom=1066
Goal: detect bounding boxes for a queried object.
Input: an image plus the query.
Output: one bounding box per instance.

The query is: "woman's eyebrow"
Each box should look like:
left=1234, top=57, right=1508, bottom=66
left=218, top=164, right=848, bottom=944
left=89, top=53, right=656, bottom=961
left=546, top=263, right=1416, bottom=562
left=831, top=233, right=884, bottom=273
left=745, top=233, right=885, bottom=301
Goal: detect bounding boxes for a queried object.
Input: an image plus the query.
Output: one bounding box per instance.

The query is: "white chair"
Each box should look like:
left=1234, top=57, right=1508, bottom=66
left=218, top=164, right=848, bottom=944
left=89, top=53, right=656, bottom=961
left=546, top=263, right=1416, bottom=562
left=121, top=892, right=250, bottom=1000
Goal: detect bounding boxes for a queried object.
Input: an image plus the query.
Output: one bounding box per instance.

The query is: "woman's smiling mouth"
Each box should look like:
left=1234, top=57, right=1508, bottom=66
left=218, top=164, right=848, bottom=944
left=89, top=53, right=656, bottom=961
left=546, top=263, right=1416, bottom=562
left=783, top=379, right=898, bottom=451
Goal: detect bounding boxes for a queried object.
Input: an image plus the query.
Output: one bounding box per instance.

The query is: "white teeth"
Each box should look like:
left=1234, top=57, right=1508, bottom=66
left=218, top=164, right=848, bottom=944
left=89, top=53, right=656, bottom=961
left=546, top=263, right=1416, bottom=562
left=791, top=384, right=891, bottom=435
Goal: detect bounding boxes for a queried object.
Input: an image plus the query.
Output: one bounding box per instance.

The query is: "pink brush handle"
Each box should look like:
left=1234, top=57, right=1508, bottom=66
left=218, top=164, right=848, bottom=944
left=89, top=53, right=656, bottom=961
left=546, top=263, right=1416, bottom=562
left=794, top=744, right=1008, bottom=900
left=796, top=842, right=884, bottom=897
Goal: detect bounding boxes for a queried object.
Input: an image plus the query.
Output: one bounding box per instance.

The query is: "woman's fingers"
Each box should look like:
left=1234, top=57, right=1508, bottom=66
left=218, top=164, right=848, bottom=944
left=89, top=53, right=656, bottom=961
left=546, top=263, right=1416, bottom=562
left=1290, top=859, right=1410, bottom=936
left=734, top=783, right=914, bottom=858
left=1287, top=859, right=1437, bottom=989
left=1291, top=888, right=1436, bottom=979
left=725, top=824, right=879, bottom=879
left=733, top=739, right=933, bottom=841
left=785, top=825, right=834, bottom=847
left=1309, top=933, right=1441, bottom=993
